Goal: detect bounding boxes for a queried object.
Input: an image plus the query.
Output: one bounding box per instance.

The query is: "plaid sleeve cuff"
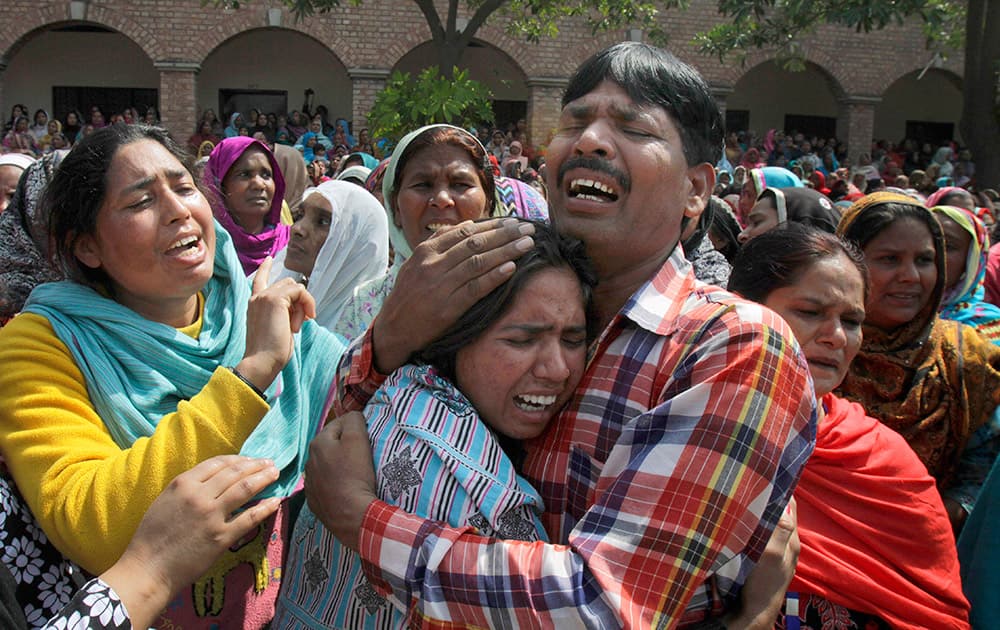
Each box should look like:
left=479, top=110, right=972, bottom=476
left=335, top=327, right=389, bottom=415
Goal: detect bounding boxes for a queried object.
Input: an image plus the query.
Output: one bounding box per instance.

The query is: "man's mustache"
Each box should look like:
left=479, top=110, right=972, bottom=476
left=556, top=156, right=630, bottom=195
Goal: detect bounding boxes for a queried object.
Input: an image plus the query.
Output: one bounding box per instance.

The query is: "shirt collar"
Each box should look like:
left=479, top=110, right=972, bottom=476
left=618, top=246, right=696, bottom=336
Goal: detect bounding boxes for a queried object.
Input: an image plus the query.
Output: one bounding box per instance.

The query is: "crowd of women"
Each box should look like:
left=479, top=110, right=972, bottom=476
left=0, top=94, right=998, bottom=629
left=2, top=104, right=160, bottom=158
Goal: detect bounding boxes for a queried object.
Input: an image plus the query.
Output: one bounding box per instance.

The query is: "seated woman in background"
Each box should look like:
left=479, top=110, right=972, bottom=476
left=737, top=166, right=803, bottom=223
left=2, top=117, right=38, bottom=157
left=926, top=186, right=976, bottom=211
left=266, top=180, right=389, bottom=332
left=0, top=124, right=342, bottom=627
left=931, top=205, right=1000, bottom=344
left=205, top=136, right=290, bottom=275
left=737, top=187, right=841, bottom=244
left=730, top=224, right=970, bottom=629
left=274, top=221, right=595, bottom=628
left=837, top=192, right=1000, bottom=530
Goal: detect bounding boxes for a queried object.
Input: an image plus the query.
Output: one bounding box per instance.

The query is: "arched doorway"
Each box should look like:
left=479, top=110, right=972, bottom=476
left=727, top=60, right=842, bottom=138
left=875, top=69, right=963, bottom=146
left=200, top=28, right=350, bottom=128
left=393, top=40, right=529, bottom=129
left=4, top=24, right=158, bottom=127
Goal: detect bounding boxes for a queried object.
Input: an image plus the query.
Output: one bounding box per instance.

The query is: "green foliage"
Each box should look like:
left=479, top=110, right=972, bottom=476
left=497, top=0, right=686, bottom=46
left=366, top=67, right=495, bottom=148
left=696, top=0, right=966, bottom=69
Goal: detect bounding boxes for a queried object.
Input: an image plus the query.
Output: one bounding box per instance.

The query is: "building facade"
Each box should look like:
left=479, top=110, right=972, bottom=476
left=1, top=0, right=965, bottom=160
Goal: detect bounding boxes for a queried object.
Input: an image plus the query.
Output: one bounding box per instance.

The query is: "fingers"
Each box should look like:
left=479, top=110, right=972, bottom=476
left=252, top=256, right=274, bottom=295
left=201, top=456, right=279, bottom=503
left=226, top=497, right=282, bottom=538
left=340, top=411, right=367, bottom=437
left=288, top=285, right=317, bottom=332
left=423, top=217, right=525, bottom=254
left=184, top=454, right=250, bottom=483
left=426, top=219, right=535, bottom=275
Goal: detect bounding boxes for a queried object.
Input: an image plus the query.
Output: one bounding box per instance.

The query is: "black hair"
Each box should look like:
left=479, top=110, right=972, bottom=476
left=45, top=123, right=193, bottom=285
left=563, top=42, right=724, bottom=166
left=840, top=202, right=932, bottom=251
left=730, top=223, right=869, bottom=303
left=415, top=220, right=597, bottom=380
left=706, top=196, right=741, bottom=264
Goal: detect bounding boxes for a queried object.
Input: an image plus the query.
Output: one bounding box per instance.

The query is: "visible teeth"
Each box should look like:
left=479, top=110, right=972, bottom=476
left=514, top=394, right=557, bottom=411
left=569, top=178, right=615, bottom=195
left=168, top=235, right=198, bottom=250
left=426, top=223, right=451, bottom=231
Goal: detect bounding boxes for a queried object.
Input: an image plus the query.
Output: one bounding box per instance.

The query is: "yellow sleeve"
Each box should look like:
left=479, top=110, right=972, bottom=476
left=0, top=313, right=270, bottom=574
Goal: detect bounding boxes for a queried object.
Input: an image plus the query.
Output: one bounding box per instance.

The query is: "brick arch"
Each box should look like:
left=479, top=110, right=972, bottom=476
left=723, top=49, right=847, bottom=100
left=0, top=3, right=161, bottom=64
left=378, top=27, right=433, bottom=70
left=462, top=25, right=531, bottom=78
left=378, top=26, right=540, bottom=77
left=879, top=65, right=964, bottom=98
left=196, top=19, right=352, bottom=68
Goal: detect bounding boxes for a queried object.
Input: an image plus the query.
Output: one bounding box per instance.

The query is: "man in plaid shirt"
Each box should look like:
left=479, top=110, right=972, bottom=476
left=306, top=42, right=817, bottom=628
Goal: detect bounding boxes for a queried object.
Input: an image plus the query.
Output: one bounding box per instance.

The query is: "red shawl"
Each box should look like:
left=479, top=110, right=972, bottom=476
left=790, top=393, right=970, bottom=629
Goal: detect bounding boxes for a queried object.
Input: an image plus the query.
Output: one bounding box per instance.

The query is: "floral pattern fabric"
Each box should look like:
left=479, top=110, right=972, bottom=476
left=0, top=474, right=88, bottom=629
left=41, top=578, right=129, bottom=630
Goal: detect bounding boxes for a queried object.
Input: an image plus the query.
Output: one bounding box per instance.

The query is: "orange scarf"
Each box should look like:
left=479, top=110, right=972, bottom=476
left=791, top=394, right=969, bottom=629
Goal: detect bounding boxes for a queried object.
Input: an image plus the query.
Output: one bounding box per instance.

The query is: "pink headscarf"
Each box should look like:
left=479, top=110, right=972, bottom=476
left=205, top=136, right=289, bottom=275
left=925, top=186, right=969, bottom=209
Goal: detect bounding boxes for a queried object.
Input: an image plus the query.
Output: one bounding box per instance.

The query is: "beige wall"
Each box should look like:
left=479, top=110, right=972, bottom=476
left=727, top=62, right=840, bottom=135
left=197, top=28, right=351, bottom=122
left=4, top=30, right=157, bottom=116
left=874, top=69, right=964, bottom=143
left=394, top=41, right=529, bottom=101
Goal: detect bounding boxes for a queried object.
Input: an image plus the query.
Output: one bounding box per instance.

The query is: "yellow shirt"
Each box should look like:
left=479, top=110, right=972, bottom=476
left=0, top=309, right=269, bottom=573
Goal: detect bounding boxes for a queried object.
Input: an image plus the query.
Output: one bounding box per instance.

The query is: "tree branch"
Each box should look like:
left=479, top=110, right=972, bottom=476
left=462, top=0, right=508, bottom=46
left=412, top=0, right=445, bottom=41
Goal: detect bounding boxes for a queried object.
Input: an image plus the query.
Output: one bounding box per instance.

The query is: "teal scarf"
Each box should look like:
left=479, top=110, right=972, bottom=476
left=23, top=222, right=342, bottom=497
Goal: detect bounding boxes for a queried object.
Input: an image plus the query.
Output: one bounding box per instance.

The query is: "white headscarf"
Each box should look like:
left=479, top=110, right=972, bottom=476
left=269, top=180, right=389, bottom=331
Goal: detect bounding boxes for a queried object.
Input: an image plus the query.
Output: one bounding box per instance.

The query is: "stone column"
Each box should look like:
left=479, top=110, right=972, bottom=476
left=0, top=58, right=6, bottom=121
left=525, top=76, right=568, bottom=152
left=837, top=95, right=881, bottom=164
left=710, top=84, right=734, bottom=120
left=347, top=67, right=391, bottom=132
left=154, top=61, right=199, bottom=143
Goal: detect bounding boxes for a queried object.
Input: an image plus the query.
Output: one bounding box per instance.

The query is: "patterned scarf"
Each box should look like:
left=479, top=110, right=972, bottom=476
left=933, top=205, right=1000, bottom=344
left=836, top=192, right=1000, bottom=486
left=0, top=151, right=67, bottom=322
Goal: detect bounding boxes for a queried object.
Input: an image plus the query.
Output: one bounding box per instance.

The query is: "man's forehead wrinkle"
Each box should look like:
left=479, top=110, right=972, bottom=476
left=565, top=98, right=647, bottom=123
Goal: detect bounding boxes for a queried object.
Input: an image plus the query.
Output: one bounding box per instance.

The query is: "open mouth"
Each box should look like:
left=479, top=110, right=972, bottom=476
left=426, top=222, right=455, bottom=233
left=569, top=178, right=619, bottom=202
left=166, top=235, right=200, bottom=255
left=513, top=393, right=557, bottom=412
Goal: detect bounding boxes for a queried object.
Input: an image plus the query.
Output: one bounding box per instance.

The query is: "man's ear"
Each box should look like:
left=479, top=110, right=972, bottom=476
left=683, top=162, right=716, bottom=221
left=73, top=233, right=103, bottom=269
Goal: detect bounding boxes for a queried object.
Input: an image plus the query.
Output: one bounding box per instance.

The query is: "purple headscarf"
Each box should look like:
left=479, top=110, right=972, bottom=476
left=205, top=136, right=289, bottom=275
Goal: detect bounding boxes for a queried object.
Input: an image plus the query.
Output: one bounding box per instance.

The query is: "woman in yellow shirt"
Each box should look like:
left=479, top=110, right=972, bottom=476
left=0, top=123, right=343, bottom=628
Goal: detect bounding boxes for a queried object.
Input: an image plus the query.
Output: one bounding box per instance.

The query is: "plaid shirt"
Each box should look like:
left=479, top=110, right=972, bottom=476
left=333, top=248, right=817, bottom=628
